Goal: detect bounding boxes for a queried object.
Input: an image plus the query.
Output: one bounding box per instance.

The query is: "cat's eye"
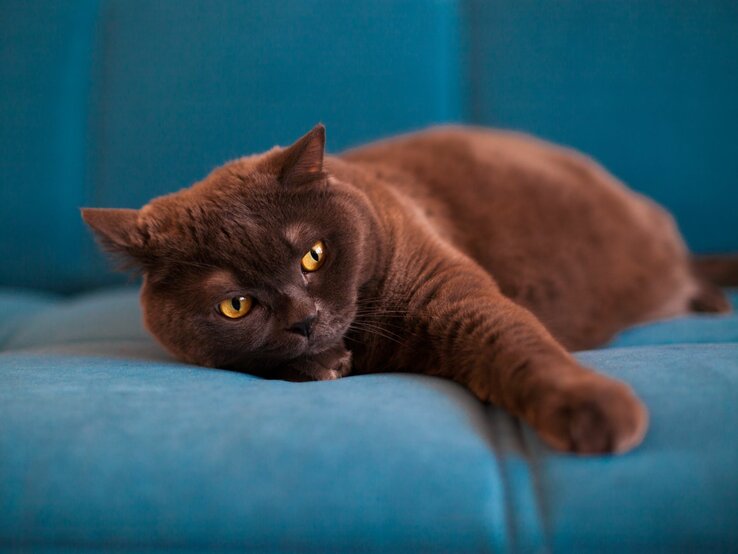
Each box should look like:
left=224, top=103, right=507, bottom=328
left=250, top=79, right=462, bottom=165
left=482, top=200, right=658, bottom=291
left=301, top=240, right=326, bottom=272
left=217, top=295, right=253, bottom=319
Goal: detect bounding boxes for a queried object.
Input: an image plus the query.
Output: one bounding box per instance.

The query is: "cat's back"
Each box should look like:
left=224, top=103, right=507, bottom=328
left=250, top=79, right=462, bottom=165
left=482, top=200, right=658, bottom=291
left=339, top=125, right=669, bottom=254
left=339, top=126, right=694, bottom=349
left=339, top=125, right=642, bottom=223
left=340, top=125, right=593, bottom=181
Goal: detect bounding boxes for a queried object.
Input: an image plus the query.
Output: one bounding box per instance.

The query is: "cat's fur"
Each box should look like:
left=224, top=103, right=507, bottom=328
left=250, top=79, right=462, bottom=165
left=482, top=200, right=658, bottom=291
left=82, top=125, right=737, bottom=454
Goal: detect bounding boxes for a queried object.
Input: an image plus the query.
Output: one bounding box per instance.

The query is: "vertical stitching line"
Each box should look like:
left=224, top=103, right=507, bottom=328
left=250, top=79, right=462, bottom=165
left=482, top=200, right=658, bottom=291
left=515, top=419, right=553, bottom=553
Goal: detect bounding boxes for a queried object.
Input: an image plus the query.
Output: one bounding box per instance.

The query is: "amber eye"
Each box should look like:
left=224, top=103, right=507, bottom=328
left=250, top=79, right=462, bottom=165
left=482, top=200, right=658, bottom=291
left=217, top=296, right=253, bottom=319
left=301, top=240, right=326, bottom=272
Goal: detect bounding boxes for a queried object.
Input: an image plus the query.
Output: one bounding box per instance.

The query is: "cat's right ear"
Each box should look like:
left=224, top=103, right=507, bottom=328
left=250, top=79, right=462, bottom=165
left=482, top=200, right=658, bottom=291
left=274, top=124, right=326, bottom=186
left=81, top=208, right=144, bottom=260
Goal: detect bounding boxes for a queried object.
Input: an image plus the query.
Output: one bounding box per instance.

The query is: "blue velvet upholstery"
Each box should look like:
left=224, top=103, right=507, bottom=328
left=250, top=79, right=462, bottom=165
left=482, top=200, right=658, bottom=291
left=0, top=0, right=463, bottom=292
left=1, top=289, right=737, bottom=552
left=2, top=1, right=738, bottom=552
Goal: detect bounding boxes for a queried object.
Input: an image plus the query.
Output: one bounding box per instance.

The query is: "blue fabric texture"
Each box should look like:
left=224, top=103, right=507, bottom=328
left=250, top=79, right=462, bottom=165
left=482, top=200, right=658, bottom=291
left=1, top=288, right=737, bottom=552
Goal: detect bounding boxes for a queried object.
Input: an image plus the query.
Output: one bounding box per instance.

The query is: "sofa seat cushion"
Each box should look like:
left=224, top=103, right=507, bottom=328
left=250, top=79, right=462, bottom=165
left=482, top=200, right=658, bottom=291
left=1, top=287, right=737, bottom=552
left=608, top=289, right=738, bottom=347
left=0, top=346, right=507, bottom=553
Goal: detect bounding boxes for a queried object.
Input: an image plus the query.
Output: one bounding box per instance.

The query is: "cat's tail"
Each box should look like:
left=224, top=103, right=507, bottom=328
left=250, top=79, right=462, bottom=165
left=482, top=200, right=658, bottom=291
left=692, top=254, right=738, bottom=287
left=689, top=254, right=738, bottom=313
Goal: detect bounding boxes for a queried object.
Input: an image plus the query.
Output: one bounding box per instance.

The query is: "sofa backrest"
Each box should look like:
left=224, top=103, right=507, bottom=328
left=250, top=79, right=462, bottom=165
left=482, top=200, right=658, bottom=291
left=0, top=0, right=464, bottom=292
left=2, top=1, right=736, bottom=293
left=466, top=0, right=738, bottom=256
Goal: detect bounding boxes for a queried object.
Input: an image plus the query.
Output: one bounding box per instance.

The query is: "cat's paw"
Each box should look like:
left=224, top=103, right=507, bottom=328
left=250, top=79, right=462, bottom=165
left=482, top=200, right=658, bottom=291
left=532, top=375, right=648, bottom=455
left=279, top=346, right=353, bottom=382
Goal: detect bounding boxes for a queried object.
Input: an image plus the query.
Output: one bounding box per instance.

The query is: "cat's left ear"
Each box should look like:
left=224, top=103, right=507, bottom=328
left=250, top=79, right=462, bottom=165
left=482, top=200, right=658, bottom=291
left=277, top=124, right=326, bottom=185
left=81, top=207, right=145, bottom=262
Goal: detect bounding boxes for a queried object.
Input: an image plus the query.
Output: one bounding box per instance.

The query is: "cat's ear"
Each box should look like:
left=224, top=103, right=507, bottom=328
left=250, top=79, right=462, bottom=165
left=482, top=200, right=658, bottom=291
left=81, top=208, right=145, bottom=261
left=277, top=124, right=326, bottom=185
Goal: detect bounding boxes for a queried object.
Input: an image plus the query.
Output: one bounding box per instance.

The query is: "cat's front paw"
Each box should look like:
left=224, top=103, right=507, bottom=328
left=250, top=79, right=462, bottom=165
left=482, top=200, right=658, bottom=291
left=278, top=346, right=353, bottom=382
left=532, top=374, right=648, bottom=455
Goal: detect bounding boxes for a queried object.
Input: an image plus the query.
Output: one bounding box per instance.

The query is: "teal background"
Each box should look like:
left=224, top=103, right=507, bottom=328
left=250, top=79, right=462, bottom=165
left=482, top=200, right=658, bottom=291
left=1, top=1, right=737, bottom=292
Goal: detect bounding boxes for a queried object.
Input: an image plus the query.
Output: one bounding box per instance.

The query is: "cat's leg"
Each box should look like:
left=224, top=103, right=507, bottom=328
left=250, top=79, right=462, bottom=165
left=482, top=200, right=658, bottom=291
left=397, top=259, right=648, bottom=454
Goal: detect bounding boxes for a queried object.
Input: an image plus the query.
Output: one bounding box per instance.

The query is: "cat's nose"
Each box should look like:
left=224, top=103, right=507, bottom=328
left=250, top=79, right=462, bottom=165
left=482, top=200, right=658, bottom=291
left=287, top=315, right=316, bottom=338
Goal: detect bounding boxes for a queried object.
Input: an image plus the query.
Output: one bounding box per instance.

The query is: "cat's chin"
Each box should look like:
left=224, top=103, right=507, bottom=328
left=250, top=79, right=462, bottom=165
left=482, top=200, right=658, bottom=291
left=277, top=366, right=345, bottom=382
left=220, top=336, right=347, bottom=374
left=276, top=344, right=353, bottom=382
left=279, top=334, right=339, bottom=358
left=224, top=341, right=352, bottom=382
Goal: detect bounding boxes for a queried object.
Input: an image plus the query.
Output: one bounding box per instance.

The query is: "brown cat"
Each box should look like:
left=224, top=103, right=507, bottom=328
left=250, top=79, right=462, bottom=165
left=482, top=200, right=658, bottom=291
left=82, top=125, right=737, bottom=455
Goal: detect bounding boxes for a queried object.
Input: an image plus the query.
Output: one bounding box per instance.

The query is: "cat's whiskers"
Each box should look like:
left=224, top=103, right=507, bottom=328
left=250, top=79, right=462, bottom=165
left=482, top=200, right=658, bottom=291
left=353, top=310, right=408, bottom=318
left=348, top=321, right=405, bottom=344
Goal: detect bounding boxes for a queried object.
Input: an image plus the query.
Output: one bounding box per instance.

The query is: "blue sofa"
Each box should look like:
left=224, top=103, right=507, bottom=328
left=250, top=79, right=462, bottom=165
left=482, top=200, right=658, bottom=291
left=2, top=2, right=737, bottom=552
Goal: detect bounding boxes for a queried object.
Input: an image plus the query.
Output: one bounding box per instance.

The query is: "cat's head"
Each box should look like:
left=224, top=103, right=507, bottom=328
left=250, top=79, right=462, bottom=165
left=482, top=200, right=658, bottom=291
left=82, top=125, right=378, bottom=375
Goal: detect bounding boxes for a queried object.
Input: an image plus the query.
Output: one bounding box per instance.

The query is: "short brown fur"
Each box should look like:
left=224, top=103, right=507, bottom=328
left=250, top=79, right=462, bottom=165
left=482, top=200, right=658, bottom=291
left=83, top=125, right=735, bottom=454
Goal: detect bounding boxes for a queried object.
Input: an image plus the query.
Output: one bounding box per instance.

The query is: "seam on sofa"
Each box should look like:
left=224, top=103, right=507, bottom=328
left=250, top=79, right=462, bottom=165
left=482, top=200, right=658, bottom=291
left=486, top=406, right=549, bottom=553
left=516, top=419, right=553, bottom=554
left=487, top=409, right=517, bottom=553
left=53, top=0, right=102, bottom=290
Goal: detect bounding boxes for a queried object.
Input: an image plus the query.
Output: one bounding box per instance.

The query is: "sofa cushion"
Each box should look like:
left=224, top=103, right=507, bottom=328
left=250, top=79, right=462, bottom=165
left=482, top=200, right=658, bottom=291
left=1, top=346, right=508, bottom=552
left=608, top=289, right=738, bottom=347
left=1, top=287, right=737, bottom=552
left=539, top=344, right=738, bottom=553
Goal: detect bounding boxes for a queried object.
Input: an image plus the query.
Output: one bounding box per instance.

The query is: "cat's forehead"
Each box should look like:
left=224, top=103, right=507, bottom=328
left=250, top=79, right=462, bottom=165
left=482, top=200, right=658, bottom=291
left=202, top=268, right=240, bottom=290
left=200, top=265, right=294, bottom=293
left=283, top=221, right=319, bottom=246
left=152, top=201, right=321, bottom=277
left=138, top=156, right=333, bottom=274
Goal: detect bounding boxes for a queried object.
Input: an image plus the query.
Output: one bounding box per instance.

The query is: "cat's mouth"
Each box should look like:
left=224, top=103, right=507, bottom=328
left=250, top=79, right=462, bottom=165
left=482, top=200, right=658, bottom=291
left=307, top=316, right=353, bottom=354
left=276, top=321, right=351, bottom=361
left=214, top=313, right=353, bottom=373
left=301, top=329, right=345, bottom=356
